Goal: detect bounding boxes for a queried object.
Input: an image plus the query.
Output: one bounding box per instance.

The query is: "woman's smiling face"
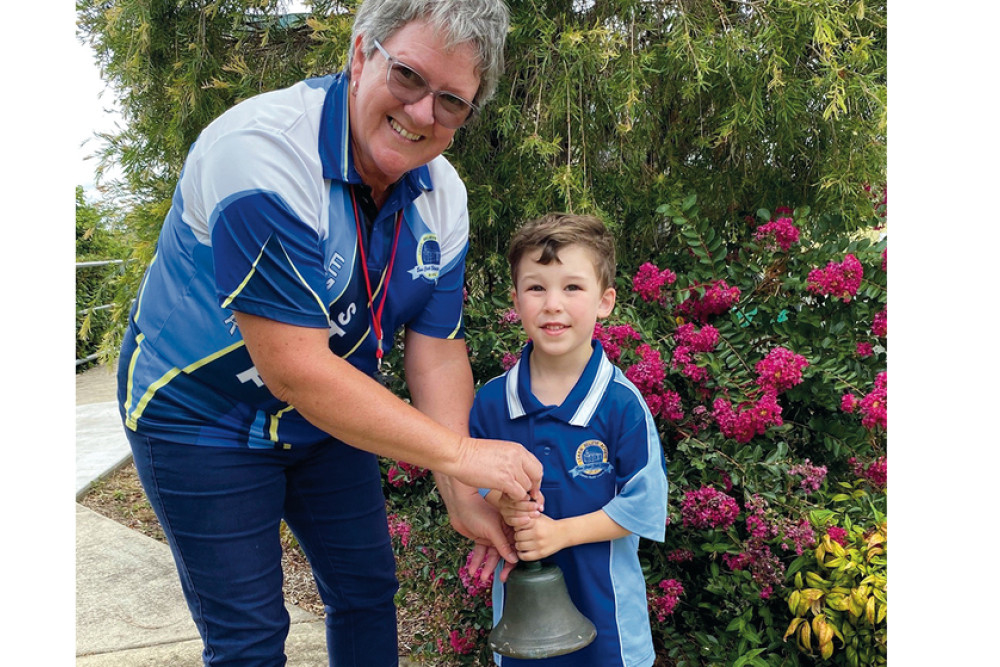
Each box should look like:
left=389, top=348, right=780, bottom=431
left=348, top=20, right=480, bottom=199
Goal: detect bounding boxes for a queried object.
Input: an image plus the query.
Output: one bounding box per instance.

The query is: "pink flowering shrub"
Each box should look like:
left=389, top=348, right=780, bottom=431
left=386, top=461, right=430, bottom=488
left=787, top=459, right=828, bottom=494
left=633, top=261, right=677, bottom=304
left=594, top=322, right=642, bottom=363
left=712, top=393, right=783, bottom=444
left=386, top=513, right=412, bottom=548
left=754, top=217, right=801, bottom=252
left=872, top=308, right=887, bottom=337
left=827, top=525, right=849, bottom=546
left=754, top=346, right=810, bottom=394
left=680, top=486, right=741, bottom=530
left=648, top=579, right=685, bottom=621
left=390, top=197, right=886, bottom=666
left=807, top=253, right=864, bottom=302
left=676, top=279, right=742, bottom=322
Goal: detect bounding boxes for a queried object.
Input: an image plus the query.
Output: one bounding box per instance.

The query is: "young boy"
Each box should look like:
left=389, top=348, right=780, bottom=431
left=470, top=213, right=669, bottom=666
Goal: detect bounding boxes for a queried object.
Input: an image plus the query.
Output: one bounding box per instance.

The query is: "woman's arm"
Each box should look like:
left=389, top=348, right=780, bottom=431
left=403, top=329, right=541, bottom=581
left=235, top=312, right=542, bottom=500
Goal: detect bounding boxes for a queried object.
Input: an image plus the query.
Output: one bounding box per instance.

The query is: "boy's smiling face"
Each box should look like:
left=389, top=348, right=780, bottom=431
left=512, top=243, right=616, bottom=368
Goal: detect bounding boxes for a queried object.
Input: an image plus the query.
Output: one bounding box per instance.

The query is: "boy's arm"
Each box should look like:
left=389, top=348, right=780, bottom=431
left=512, top=510, right=630, bottom=562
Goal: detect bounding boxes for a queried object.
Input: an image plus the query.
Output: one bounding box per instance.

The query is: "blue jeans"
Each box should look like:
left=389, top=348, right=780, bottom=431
left=126, top=430, right=400, bottom=666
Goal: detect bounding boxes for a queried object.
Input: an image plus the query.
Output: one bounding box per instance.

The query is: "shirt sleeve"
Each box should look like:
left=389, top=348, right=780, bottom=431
left=469, top=392, right=492, bottom=498
left=405, top=160, right=470, bottom=340
left=199, top=128, right=331, bottom=328
left=405, top=238, right=468, bottom=340
left=602, top=389, right=669, bottom=542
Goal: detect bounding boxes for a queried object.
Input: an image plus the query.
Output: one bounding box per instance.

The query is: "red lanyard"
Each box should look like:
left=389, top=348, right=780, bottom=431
left=349, top=187, right=403, bottom=370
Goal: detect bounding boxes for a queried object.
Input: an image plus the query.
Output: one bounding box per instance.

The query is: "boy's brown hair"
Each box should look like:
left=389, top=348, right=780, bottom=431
left=507, top=212, right=617, bottom=290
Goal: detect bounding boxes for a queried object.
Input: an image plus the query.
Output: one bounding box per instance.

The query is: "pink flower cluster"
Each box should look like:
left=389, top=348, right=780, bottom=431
left=594, top=322, right=642, bottom=363
left=723, top=552, right=751, bottom=571
left=806, top=253, right=864, bottom=302
left=387, top=461, right=430, bottom=487
left=680, top=485, right=740, bottom=530
left=672, top=323, right=719, bottom=384
left=725, top=542, right=784, bottom=594
left=755, top=346, right=809, bottom=394
left=849, top=456, right=887, bottom=488
left=872, top=308, right=887, bottom=338
left=677, top=280, right=741, bottom=322
left=780, top=518, right=817, bottom=556
left=646, top=390, right=685, bottom=422
left=712, top=392, right=783, bottom=444
left=499, top=308, right=520, bottom=325
left=827, top=525, right=849, bottom=546
left=666, top=548, right=695, bottom=563
left=737, top=495, right=794, bottom=587
left=632, top=262, right=677, bottom=305
left=625, top=343, right=666, bottom=393
left=648, top=579, right=684, bottom=622
left=856, top=341, right=874, bottom=358
left=860, top=373, right=887, bottom=429
left=787, top=459, right=828, bottom=494
left=387, top=513, right=412, bottom=548
left=744, top=494, right=779, bottom=541
left=501, top=351, right=520, bottom=371
left=840, top=372, right=886, bottom=430
left=746, top=495, right=816, bottom=556
left=458, top=550, right=493, bottom=598
left=754, top=217, right=801, bottom=252
left=438, top=627, right=479, bottom=655
left=625, top=344, right=685, bottom=421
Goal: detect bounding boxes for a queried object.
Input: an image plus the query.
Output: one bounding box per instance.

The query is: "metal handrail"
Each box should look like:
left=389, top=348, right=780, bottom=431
left=77, top=259, right=125, bottom=269
left=76, top=259, right=129, bottom=366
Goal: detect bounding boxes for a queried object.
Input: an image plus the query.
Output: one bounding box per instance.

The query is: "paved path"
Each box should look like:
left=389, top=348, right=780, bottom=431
left=75, top=363, right=418, bottom=665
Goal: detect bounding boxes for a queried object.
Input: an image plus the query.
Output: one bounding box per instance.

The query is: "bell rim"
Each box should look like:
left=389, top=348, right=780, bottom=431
left=488, top=623, right=597, bottom=658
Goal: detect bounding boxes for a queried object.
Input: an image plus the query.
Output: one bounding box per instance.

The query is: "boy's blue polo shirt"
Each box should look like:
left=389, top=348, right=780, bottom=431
left=470, top=341, right=669, bottom=666
left=119, top=72, right=470, bottom=449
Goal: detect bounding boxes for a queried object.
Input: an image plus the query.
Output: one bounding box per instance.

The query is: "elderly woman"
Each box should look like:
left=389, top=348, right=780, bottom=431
left=116, top=0, right=543, bottom=664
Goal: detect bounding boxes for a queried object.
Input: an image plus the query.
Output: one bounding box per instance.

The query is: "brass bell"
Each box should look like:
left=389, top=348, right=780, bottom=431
left=488, top=560, right=597, bottom=659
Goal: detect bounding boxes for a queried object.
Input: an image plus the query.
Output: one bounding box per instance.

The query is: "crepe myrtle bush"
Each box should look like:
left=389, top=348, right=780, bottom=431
left=381, top=194, right=887, bottom=665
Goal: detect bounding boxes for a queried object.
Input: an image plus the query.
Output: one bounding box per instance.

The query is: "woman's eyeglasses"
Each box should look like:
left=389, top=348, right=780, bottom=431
left=372, top=39, right=478, bottom=130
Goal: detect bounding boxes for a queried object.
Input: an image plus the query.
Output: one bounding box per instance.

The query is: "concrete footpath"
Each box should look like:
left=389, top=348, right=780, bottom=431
left=75, top=363, right=416, bottom=665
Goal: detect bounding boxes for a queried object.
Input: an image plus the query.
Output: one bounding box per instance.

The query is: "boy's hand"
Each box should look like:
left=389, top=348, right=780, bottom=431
left=497, top=491, right=545, bottom=529
left=513, top=514, right=565, bottom=561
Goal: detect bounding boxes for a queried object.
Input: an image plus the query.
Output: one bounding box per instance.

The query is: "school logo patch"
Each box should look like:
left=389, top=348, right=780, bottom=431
left=569, top=439, right=614, bottom=479
left=408, top=233, right=441, bottom=282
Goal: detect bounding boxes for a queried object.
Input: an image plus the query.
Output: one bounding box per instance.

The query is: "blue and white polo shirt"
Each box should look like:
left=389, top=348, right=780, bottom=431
left=470, top=341, right=669, bottom=666
left=118, top=72, right=470, bottom=449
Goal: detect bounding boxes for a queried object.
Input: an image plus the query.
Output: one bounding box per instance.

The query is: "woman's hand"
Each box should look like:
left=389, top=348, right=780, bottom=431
left=451, top=436, right=543, bottom=502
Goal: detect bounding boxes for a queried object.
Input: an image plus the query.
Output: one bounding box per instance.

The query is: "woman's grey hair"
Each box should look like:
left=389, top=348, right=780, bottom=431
left=347, top=0, right=509, bottom=108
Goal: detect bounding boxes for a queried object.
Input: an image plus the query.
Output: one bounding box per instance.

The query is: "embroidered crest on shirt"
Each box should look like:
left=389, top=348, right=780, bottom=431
left=408, top=233, right=441, bottom=281
left=569, top=439, right=614, bottom=479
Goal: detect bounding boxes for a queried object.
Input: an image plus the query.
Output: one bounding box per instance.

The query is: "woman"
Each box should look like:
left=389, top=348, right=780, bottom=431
left=116, top=0, right=542, bottom=664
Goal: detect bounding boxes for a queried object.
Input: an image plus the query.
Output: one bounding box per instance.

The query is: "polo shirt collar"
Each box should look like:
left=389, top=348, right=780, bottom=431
left=318, top=72, right=433, bottom=193
left=505, top=340, right=615, bottom=427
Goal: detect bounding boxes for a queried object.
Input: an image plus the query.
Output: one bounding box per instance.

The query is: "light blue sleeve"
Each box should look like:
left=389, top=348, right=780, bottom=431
left=602, top=380, right=669, bottom=542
